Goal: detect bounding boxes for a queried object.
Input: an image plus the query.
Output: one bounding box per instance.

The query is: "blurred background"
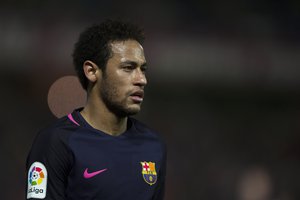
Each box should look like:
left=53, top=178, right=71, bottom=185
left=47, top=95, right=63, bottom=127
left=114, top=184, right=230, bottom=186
left=1, top=0, right=300, bottom=199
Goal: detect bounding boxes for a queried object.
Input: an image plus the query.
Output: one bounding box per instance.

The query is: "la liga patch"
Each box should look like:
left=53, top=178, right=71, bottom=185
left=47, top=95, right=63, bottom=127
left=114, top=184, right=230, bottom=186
left=140, top=161, right=157, bottom=185
left=27, top=162, right=47, bottom=199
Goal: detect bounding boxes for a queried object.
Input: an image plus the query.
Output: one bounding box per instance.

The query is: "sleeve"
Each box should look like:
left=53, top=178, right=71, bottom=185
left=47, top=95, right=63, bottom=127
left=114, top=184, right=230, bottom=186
left=152, top=142, right=167, bottom=200
left=26, top=129, right=73, bottom=200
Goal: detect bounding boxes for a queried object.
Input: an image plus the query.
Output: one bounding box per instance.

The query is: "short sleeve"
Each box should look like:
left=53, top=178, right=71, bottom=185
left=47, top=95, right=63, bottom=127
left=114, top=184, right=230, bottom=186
left=26, top=129, right=73, bottom=200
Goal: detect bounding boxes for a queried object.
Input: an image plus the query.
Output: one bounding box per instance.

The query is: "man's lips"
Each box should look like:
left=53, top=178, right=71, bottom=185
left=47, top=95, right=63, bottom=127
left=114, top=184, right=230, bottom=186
left=130, top=90, right=144, bottom=103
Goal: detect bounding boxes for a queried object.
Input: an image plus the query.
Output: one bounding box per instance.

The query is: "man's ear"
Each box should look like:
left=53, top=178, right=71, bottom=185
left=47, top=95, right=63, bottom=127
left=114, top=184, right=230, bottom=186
left=83, top=60, right=102, bottom=83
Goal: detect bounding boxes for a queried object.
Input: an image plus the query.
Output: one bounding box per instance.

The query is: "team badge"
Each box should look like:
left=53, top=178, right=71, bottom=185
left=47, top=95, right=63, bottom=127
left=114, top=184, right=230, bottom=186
left=140, top=161, right=157, bottom=185
left=27, top=162, right=47, bottom=199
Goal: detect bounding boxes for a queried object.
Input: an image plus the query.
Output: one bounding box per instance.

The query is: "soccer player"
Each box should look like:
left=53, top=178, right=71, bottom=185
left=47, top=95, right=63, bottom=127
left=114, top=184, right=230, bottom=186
left=26, top=19, right=166, bottom=200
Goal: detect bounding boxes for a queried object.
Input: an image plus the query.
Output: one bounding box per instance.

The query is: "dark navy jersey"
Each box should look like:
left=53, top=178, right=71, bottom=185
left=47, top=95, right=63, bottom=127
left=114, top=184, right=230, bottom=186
left=26, top=109, right=166, bottom=200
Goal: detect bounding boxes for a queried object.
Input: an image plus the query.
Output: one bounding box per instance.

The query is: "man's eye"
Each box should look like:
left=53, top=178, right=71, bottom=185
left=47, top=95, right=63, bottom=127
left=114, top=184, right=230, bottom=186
left=141, top=67, right=147, bottom=73
left=123, top=66, right=134, bottom=71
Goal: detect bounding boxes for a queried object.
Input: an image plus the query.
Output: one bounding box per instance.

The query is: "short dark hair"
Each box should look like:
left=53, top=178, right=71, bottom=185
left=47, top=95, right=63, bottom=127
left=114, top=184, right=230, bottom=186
left=72, top=19, right=145, bottom=90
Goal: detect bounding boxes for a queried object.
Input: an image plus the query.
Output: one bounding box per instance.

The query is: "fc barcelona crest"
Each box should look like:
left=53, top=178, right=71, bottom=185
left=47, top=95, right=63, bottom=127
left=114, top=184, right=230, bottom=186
left=140, top=161, right=157, bottom=185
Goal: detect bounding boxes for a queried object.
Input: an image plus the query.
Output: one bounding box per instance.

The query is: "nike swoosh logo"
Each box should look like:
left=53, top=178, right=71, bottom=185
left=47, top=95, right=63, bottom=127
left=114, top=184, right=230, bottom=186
left=83, top=168, right=107, bottom=179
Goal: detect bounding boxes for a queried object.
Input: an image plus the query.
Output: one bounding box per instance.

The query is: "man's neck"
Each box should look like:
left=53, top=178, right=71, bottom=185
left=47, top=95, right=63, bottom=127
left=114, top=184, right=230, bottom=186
left=80, top=101, right=127, bottom=136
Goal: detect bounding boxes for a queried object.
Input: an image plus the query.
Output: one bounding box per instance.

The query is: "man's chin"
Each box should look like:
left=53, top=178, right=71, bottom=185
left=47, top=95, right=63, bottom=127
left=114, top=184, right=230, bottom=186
left=112, top=105, right=141, bottom=117
left=125, top=106, right=141, bottom=116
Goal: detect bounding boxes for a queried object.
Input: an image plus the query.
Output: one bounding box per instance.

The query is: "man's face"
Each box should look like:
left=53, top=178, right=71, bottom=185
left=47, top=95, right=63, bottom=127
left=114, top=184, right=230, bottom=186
left=99, top=40, right=147, bottom=117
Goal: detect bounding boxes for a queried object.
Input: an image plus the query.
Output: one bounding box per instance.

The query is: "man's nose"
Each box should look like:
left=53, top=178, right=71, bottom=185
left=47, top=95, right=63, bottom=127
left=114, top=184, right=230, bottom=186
left=134, top=69, right=147, bottom=86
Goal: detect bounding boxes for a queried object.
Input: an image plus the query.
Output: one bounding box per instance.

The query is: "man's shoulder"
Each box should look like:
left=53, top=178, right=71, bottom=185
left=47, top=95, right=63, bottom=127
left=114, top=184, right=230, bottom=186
left=36, top=114, right=80, bottom=142
left=131, top=118, right=167, bottom=154
left=28, top=114, right=80, bottom=161
left=131, top=118, right=163, bottom=140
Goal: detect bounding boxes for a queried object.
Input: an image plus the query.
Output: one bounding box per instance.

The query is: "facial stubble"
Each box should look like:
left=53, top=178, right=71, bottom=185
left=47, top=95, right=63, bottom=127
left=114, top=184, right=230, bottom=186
left=100, top=72, right=142, bottom=117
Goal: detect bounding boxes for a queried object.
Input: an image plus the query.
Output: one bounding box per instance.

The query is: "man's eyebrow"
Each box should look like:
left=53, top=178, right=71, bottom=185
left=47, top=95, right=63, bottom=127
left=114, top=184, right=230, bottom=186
left=121, top=60, right=147, bottom=67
